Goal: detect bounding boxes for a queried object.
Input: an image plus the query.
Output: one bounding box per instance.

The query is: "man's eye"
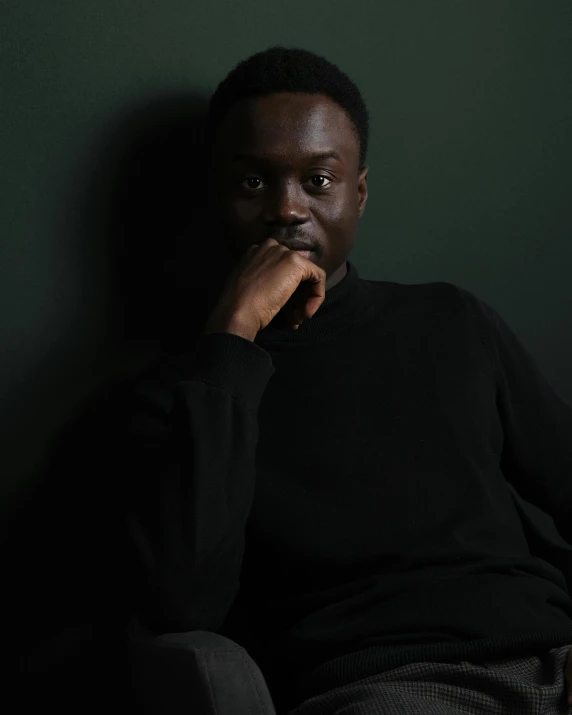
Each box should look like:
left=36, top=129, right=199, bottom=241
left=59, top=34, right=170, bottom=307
left=241, top=175, right=333, bottom=190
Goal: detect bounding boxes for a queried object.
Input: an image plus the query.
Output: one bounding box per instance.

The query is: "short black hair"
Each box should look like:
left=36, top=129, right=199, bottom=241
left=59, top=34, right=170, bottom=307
left=205, top=46, right=370, bottom=174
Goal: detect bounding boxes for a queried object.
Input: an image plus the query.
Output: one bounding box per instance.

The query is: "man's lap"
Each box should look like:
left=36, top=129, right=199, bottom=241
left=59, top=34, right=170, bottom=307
left=287, top=644, right=572, bottom=714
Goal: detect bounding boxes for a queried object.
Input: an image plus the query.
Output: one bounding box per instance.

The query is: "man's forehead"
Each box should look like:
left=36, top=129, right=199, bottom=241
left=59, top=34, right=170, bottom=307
left=239, top=91, right=343, bottom=117
left=230, top=149, right=344, bottom=166
left=214, top=95, right=357, bottom=167
left=224, top=93, right=349, bottom=135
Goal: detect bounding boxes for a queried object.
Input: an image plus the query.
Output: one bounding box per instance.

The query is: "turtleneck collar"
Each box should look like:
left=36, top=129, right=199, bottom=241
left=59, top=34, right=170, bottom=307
left=254, top=260, right=377, bottom=345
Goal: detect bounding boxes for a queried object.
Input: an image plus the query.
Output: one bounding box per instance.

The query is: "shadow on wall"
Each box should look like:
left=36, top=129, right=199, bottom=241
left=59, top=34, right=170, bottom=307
left=10, top=91, right=235, bottom=703
left=85, top=90, right=235, bottom=358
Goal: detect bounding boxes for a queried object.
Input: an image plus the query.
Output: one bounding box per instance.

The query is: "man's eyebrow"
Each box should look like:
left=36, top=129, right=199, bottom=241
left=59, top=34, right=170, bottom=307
left=230, top=151, right=343, bottom=164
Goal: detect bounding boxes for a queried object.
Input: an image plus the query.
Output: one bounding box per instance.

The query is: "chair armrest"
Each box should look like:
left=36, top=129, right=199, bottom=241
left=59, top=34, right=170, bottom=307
left=128, top=616, right=216, bottom=714
left=127, top=616, right=278, bottom=715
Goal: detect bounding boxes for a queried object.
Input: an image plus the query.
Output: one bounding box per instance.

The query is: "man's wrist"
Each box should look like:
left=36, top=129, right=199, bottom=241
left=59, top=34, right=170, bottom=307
left=203, top=315, right=258, bottom=342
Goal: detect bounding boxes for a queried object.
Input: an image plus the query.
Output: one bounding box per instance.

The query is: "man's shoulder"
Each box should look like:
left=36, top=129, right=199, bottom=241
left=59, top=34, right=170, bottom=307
left=363, top=277, right=473, bottom=317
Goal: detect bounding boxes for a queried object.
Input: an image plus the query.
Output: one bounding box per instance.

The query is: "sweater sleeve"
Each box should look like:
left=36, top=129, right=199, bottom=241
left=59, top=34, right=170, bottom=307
left=457, top=286, right=572, bottom=549
left=123, top=333, right=275, bottom=634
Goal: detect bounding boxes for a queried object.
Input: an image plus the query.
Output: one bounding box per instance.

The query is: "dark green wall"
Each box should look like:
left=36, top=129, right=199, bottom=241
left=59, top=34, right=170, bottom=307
left=3, top=0, right=571, bottom=690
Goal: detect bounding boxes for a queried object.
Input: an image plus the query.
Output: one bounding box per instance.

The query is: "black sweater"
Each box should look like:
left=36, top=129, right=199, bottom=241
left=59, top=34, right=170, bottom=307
left=125, top=260, right=572, bottom=711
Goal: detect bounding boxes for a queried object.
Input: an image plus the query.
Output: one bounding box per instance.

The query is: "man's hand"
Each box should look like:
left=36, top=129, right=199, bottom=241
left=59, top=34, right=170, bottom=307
left=566, top=647, right=572, bottom=705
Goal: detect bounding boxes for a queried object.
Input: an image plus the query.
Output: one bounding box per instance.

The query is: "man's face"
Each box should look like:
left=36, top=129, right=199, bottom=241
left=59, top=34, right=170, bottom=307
left=208, top=92, right=368, bottom=287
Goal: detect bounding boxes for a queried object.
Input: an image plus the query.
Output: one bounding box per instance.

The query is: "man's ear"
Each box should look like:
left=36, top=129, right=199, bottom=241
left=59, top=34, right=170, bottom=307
left=358, top=165, right=368, bottom=217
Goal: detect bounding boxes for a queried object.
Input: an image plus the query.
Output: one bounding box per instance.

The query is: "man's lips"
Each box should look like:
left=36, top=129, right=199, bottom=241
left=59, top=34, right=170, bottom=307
left=282, top=244, right=315, bottom=252
left=270, top=238, right=316, bottom=251
left=292, top=249, right=315, bottom=258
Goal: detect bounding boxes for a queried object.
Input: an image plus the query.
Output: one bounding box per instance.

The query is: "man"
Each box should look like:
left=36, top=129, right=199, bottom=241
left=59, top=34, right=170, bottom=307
left=126, top=46, right=572, bottom=714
